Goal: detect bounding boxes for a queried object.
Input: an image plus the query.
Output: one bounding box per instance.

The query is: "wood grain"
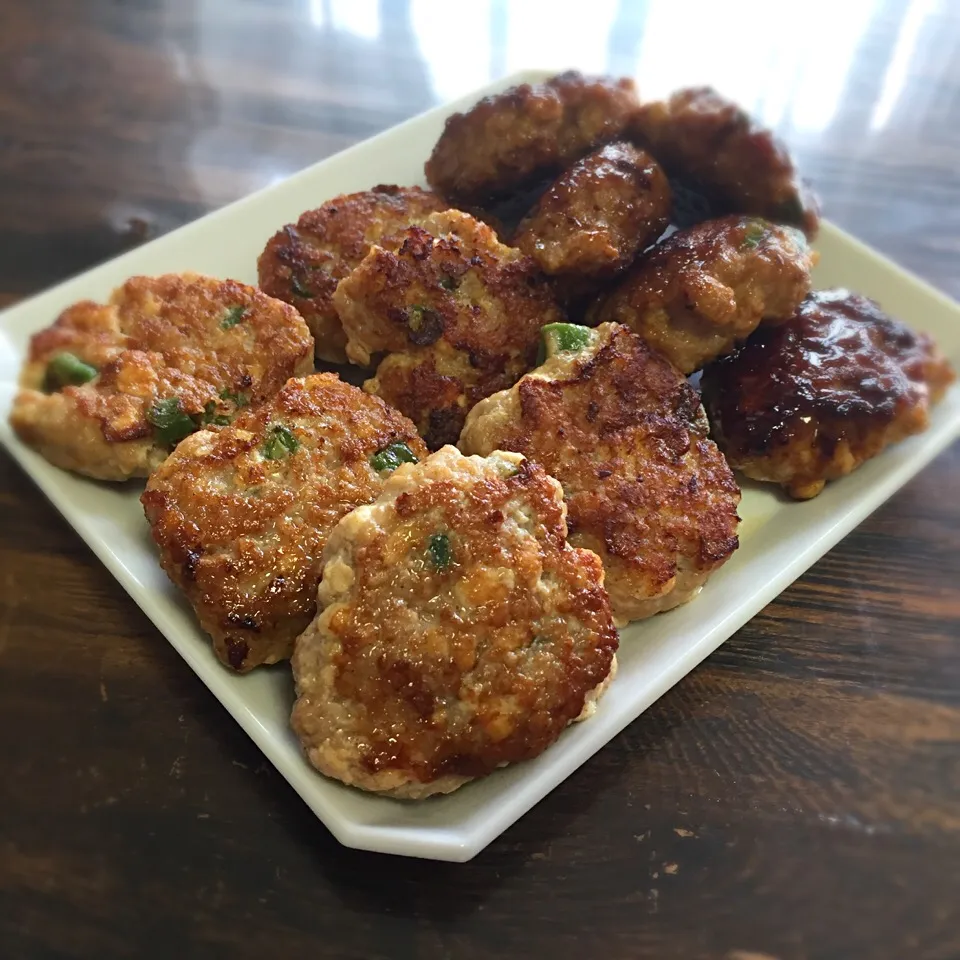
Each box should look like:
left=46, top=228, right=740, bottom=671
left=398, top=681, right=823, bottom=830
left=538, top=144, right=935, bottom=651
left=1, top=1, right=958, bottom=958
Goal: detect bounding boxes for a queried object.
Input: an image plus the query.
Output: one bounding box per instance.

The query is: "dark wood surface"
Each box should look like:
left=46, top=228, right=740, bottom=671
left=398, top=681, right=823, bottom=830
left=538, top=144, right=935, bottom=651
left=2, top=2, right=959, bottom=958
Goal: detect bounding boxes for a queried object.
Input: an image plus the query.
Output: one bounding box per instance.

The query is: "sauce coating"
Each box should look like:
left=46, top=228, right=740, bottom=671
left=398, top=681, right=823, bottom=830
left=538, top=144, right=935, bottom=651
left=701, top=289, right=955, bottom=498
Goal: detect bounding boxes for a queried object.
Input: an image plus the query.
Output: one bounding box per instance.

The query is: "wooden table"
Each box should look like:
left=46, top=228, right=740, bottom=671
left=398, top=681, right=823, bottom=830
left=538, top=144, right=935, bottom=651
left=1, top=2, right=958, bottom=958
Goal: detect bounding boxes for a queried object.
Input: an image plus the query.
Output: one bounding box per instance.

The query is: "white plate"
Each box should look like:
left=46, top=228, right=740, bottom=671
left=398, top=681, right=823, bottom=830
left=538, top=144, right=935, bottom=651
left=1, top=71, right=958, bottom=862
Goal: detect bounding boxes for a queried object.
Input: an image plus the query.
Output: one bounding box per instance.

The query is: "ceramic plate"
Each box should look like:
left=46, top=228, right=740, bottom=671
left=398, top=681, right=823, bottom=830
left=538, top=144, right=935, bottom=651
left=1, top=71, right=958, bottom=861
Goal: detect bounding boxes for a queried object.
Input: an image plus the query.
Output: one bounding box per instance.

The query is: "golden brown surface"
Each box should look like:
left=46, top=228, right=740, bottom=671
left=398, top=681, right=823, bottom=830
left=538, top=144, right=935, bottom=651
left=701, top=289, right=956, bottom=499
left=631, top=86, right=821, bottom=237
left=256, top=185, right=448, bottom=363
left=291, top=446, right=618, bottom=797
left=460, top=323, right=741, bottom=623
left=513, top=142, right=671, bottom=282
left=334, top=210, right=564, bottom=448
left=424, top=71, right=639, bottom=203
left=590, top=215, right=816, bottom=373
left=141, top=373, right=427, bottom=672
left=9, top=273, right=314, bottom=480
left=3, top=2, right=960, bottom=954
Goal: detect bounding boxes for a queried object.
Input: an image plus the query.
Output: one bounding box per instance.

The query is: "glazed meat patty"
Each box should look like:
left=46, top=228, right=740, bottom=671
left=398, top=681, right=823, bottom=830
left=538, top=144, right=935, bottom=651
left=590, top=215, right=817, bottom=374
left=425, top=71, right=639, bottom=204
left=257, top=185, right=448, bottom=363
left=513, top=142, right=671, bottom=283
left=701, top=289, right=956, bottom=500
left=460, top=322, right=741, bottom=624
left=333, top=210, right=564, bottom=449
left=141, top=373, right=428, bottom=673
left=9, top=273, right=314, bottom=481
left=291, top=445, right=619, bottom=798
left=630, top=86, right=820, bottom=238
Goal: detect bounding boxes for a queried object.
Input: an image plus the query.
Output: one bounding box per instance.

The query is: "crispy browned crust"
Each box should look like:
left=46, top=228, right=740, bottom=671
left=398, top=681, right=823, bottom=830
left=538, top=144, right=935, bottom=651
left=9, top=273, right=314, bottom=480
left=291, top=447, right=618, bottom=796
left=701, top=289, right=956, bottom=500
left=513, top=141, right=671, bottom=288
left=425, top=71, right=639, bottom=203
left=590, top=215, right=817, bottom=374
left=334, top=210, right=564, bottom=448
left=460, top=324, right=741, bottom=623
left=630, top=87, right=821, bottom=238
left=141, top=373, right=428, bottom=673
left=256, top=185, right=448, bottom=362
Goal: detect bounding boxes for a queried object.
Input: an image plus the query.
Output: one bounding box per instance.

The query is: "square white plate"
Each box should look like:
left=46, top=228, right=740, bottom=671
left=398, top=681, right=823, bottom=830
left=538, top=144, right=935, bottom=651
left=1, top=71, right=958, bottom=862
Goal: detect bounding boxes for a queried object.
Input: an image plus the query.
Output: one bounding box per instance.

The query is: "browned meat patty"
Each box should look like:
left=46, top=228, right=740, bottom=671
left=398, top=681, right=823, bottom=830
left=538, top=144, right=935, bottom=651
left=630, top=87, right=820, bottom=238
left=333, top=210, right=564, bottom=449
left=460, top=322, right=741, bottom=623
left=589, top=215, right=817, bottom=374
left=9, top=273, right=314, bottom=480
left=701, top=289, right=956, bottom=499
left=291, top=446, right=619, bottom=798
left=141, top=373, right=427, bottom=673
left=257, top=185, right=448, bottom=363
left=513, top=142, right=671, bottom=283
left=425, top=71, right=639, bottom=204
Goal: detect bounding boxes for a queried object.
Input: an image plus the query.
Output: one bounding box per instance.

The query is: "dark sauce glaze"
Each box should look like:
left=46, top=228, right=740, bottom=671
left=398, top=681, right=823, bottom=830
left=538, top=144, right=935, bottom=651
left=702, top=289, right=953, bottom=456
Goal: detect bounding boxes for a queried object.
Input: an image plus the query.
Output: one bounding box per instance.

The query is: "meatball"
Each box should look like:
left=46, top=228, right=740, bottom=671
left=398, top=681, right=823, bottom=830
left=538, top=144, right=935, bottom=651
left=141, top=373, right=428, bottom=673
left=701, top=289, right=956, bottom=500
left=589, top=215, right=817, bottom=374
left=460, top=322, right=741, bottom=624
left=513, top=142, right=671, bottom=282
left=425, top=71, right=639, bottom=203
left=333, top=210, right=564, bottom=449
left=290, top=445, right=619, bottom=798
left=630, top=87, right=820, bottom=238
left=9, top=273, right=314, bottom=481
left=257, top=185, right=448, bottom=363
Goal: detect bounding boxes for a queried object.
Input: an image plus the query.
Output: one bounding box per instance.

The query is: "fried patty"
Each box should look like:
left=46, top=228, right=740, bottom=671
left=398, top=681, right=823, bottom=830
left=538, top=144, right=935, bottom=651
left=425, top=71, right=639, bottom=204
left=589, top=215, right=817, bottom=374
left=290, top=446, right=619, bottom=798
left=459, top=323, right=741, bottom=624
left=10, top=273, right=314, bottom=481
left=256, top=185, right=448, bottom=363
left=141, top=373, right=428, bottom=673
left=701, top=289, right=956, bottom=500
left=513, top=142, right=671, bottom=282
left=333, top=210, right=564, bottom=449
left=630, top=86, right=821, bottom=238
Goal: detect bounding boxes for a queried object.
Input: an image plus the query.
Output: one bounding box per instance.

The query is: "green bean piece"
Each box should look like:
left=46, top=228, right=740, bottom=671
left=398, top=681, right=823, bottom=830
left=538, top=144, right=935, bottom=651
left=370, top=440, right=418, bottom=473
left=147, top=397, right=197, bottom=446
left=742, top=220, right=767, bottom=249
left=405, top=304, right=443, bottom=346
left=220, top=305, right=247, bottom=330
left=200, top=401, right=231, bottom=427
left=539, top=322, right=592, bottom=364
left=44, top=352, right=98, bottom=391
left=219, top=390, right=249, bottom=407
left=262, top=424, right=300, bottom=460
left=291, top=276, right=313, bottom=299
left=427, top=533, right=452, bottom=571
